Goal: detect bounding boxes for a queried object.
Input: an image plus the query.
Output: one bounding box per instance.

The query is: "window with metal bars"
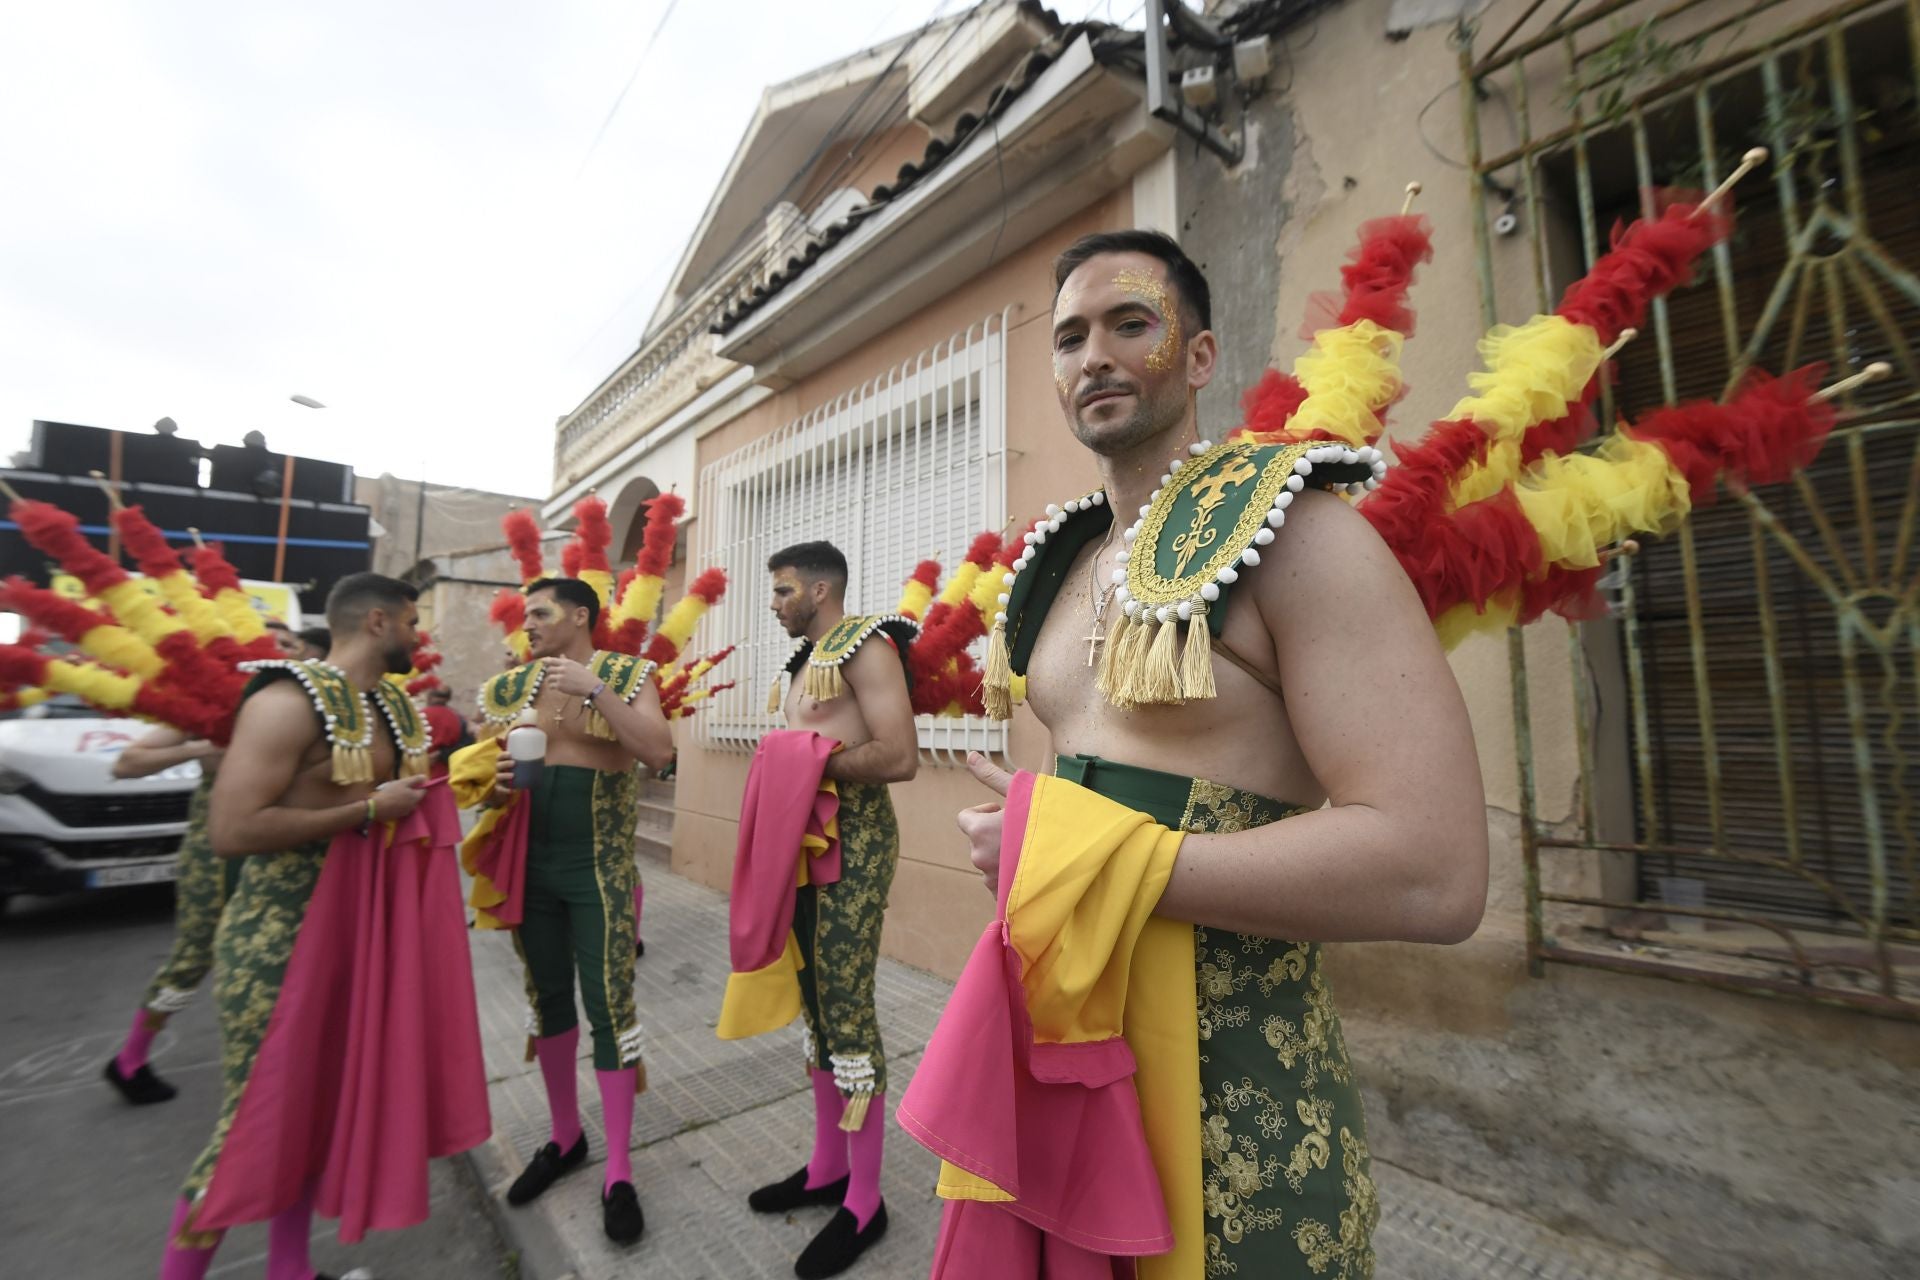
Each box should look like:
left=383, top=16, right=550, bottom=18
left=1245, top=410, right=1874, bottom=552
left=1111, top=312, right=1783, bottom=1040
left=694, top=313, right=1009, bottom=760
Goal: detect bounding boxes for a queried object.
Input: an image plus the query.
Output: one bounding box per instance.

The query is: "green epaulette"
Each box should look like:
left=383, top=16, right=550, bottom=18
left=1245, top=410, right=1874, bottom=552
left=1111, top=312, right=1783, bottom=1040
left=477, top=651, right=658, bottom=741
left=239, top=659, right=430, bottom=783
left=767, top=614, right=919, bottom=712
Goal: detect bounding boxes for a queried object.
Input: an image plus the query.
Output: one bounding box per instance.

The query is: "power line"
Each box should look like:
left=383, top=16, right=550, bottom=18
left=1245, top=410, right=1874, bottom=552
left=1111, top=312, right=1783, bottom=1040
left=576, top=0, right=683, bottom=179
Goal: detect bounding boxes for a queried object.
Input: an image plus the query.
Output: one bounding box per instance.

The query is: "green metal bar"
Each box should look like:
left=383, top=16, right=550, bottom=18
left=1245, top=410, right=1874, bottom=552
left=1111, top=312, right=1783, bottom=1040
left=1563, top=0, right=1797, bottom=101
left=1619, top=551, right=1662, bottom=848
left=1792, top=467, right=1860, bottom=593
left=1761, top=55, right=1804, bottom=247
left=1472, top=0, right=1650, bottom=75
left=1536, top=891, right=1821, bottom=979
left=1566, top=32, right=1608, bottom=426
left=1825, top=27, right=1869, bottom=229
left=1749, top=513, right=1805, bottom=865
left=1460, top=38, right=1498, bottom=330
left=1532, top=941, right=1916, bottom=1020
left=1888, top=432, right=1920, bottom=585
left=1693, top=87, right=1743, bottom=368
left=1822, top=260, right=1882, bottom=584
left=1512, top=625, right=1546, bottom=978
left=1510, top=63, right=1550, bottom=311
left=1837, top=254, right=1918, bottom=396
left=1724, top=215, right=1817, bottom=395
left=1848, top=227, right=1920, bottom=317
left=1630, top=105, right=1680, bottom=405
left=1836, top=609, right=1895, bottom=991
left=1878, top=640, right=1919, bottom=920
left=1733, top=483, right=1845, bottom=604
left=1568, top=620, right=1598, bottom=846
left=1677, top=522, right=1726, bottom=850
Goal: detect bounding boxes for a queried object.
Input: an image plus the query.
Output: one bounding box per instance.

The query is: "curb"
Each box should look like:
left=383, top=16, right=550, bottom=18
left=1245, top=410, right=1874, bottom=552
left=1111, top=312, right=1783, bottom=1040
left=457, top=1139, right=581, bottom=1280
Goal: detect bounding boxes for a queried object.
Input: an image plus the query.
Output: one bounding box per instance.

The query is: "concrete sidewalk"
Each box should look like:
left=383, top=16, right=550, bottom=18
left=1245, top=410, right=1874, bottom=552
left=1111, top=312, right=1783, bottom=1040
left=462, top=871, right=1683, bottom=1280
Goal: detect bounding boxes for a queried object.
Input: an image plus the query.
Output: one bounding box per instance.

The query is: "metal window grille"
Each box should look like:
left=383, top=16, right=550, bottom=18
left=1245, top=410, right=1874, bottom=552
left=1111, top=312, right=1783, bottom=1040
left=694, top=311, right=1010, bottom=763
left=1459, top=0, right=1920, bottom=1017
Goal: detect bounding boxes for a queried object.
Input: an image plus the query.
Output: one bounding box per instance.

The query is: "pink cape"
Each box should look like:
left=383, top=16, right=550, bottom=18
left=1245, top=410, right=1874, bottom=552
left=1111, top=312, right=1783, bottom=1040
left=468, top=790, right=530, bottom=927
left=195, top=786, right=491, bottom=1242
left=728, top=729, right=841, bottom=975
left=898, top=771, right=1170, bottom=1276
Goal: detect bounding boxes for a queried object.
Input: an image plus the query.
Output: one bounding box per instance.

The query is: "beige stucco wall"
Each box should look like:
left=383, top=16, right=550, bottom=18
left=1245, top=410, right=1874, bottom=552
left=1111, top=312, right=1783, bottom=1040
left=670, top=186, right=1133, bottom=979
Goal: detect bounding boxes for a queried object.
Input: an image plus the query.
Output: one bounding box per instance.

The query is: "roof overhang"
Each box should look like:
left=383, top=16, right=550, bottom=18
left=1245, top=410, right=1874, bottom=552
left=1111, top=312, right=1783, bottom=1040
left=715, top=35, right=1167, bottom=385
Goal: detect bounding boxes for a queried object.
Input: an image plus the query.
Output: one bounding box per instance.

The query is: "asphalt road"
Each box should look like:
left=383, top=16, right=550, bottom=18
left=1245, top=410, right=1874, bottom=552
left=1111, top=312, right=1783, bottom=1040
left=0, top=882, right=516, bottom=1280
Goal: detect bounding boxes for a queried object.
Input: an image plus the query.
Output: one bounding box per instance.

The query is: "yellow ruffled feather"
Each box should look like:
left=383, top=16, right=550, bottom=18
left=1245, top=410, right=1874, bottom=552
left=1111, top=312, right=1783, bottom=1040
left=1514, top=434, right=1692, bottom=568
left=46, top=660, right=140, bottom=710
left=155, top=570, right=230, bottom=644
left=576, top=568, right=614, bottom=610
left=212, top=587, right=268, bottom=643
left=613, top=574, right=666, bottom=630
left=896, top=578, right=935, bottom=621
left=98, top=581, right=189, bottom=646
left=656, top=592, right=710, bottom=652
left=1287, top=320, right=1406, bottom=447
left=1446, top=316, right=1604, bottom=509
left=77, top=624, right=163, bottom=679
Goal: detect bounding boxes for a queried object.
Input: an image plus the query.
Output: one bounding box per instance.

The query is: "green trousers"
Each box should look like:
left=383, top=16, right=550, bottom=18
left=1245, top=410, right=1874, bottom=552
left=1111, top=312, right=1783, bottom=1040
left=1055, top=754, right=1378, bottom=1280
left=141, top=777, right=243, bottom=1015
left=794, top=779, right=897, bottom=1100
left=181, top=838, right=330, bottom=1202
left=515, top=764, right=642, bottom=1072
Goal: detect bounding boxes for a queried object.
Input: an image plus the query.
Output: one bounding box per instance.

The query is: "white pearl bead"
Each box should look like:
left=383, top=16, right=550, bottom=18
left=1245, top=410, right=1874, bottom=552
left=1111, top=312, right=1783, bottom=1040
left=1200, top=582, right=1220, bottom=602
left=994, top=611, right=1007, bottom=624
left=1111, top=568, right=1126, bottom=584
left=996, top=592, right=1010, bottom=605
left=1241, top=548, right=1261, bottom=566
left=1268, top=510, right=1287, bottom=529
left=1254, top=527, right=1275, bottom=545
left=1091, top=491, right=1105, bottom=505
left=1002, top=572, right=1016, bottom=586
left=1198, top=439, right=1214, bottom=451
left=1287, top=475, right=1304, bottom=493
left=1139, top=505, right=1151, bottom=518
left=1023, top=532, right=1037, bottom=545
left=1347, top=482, right=1366, bottom=496
left=1218, top=566, right=1239, bottom=584
left=1177, top=600, right=1193, bottom=621
left=1122, top=526, right=1137, bottom=542
left=1117, top=587, right=1131, bottom=603
left=1188, top=442, right=1207, bottom=456
left=1293, top=458, right=1313, bottom=475
left=1047, top=518, right=1062, bottom=533
left=1159, top=474, right=1172, bottom=486
left=1116, top=551, right=1129, bottom=563
left=1064, top=499, right=1080, bottom=514
left=1276, top=490, right=1294, bottom=508
left=1045, top=503, right=1061, bottom=517
left=1170, top=458, right=1184, bottom=472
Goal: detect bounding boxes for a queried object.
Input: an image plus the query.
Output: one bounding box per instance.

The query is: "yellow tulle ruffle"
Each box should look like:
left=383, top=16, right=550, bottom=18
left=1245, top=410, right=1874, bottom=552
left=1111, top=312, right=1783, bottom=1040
left=613, top=573, right=665, bottom=630
left=212, top=588, right=268, bottom=642
left=99, top=581, right=189, bottom=646
left=895, top=577, right=934, bottom=621
left=966, top=563, right=1003, bottom=625
left=47, top=660, right=140, bottom=710
left=77, top=624, right=163, bottom=679
left=1287, top=320, right=1405, bottom=446
left=1514, top=434, right=1692, bottom=569
left=576, top=568, right=615, bottom=609
left=154, top=570, right=229, bottom=644
left=1434, top=594, right=1521, bottom=650
left=656, top=593, right=710, bottom=652
left=1447, top=316, right=1603, bottom=508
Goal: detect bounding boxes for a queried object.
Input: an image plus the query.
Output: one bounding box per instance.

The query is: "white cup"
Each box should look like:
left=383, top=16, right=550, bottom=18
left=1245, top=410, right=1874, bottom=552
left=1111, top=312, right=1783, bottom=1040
left=507, top=725, right=547, bottom=790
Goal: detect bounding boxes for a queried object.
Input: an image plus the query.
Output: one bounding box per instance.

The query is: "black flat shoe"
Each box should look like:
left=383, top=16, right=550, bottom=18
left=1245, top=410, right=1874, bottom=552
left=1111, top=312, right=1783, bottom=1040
left=795, top=1202, right=887, bottom=1279
left=602, top=1180, right=645, bottom=1245
left=104, top=1058, right=177, bottom=1105
left=635, top=936, right=645, bottom=957
left=506, top=1133, right=587, bottom=1206
left=748, top=1166, right=850, bottom=1213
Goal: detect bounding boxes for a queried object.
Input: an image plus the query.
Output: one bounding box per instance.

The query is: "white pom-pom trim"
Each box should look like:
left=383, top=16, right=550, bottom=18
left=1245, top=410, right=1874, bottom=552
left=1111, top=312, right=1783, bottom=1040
left=1200, top=582, right=1220, bottom=602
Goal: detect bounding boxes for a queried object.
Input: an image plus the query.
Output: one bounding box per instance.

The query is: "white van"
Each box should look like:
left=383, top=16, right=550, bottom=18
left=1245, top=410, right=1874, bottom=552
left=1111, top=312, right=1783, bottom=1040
left=0, top=697, right=198, bottom=915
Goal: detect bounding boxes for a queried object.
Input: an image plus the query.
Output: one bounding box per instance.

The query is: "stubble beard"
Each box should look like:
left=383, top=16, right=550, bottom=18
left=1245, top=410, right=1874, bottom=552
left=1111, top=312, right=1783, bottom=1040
left=1067, top=378, right=1189, bottom=460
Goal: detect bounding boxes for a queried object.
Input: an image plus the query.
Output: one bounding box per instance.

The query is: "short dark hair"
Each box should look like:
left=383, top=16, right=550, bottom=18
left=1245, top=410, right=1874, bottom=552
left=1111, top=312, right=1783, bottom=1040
left=325, top=572, right=418, bottom=631
left=426, top=686, right=452, bottom=704
left=768, top=541, right=848, bottom=586
left=298, top=625, right=330, bottom=655
left=1052, top=229, right=1212, bottom=333
left=525, top=576, right=601, bottom=632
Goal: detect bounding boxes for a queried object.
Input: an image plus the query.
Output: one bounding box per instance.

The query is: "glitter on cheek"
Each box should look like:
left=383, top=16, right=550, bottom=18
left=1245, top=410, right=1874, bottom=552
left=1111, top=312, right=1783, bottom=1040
left=1113, top=268, right=1182, bottom=374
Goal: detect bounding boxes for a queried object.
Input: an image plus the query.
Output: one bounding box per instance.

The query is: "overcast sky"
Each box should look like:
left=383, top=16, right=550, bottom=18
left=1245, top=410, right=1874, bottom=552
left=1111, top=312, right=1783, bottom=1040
left=0, top=0, right=1117, bottom=498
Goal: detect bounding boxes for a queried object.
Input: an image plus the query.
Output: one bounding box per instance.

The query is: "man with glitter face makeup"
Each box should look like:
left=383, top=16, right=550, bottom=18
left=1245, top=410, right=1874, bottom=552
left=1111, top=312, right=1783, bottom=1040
left=898, top=231, right=1488, bottom=1278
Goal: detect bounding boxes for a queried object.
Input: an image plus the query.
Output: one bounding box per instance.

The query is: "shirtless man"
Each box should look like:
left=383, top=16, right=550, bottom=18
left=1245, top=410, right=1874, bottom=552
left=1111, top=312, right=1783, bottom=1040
left=159, top=571, right=436, bottom=1280
left=484, top=576, right=672, bottom=1245
left=737, top=541, right=916, bottom=1279
left=105, top=621, right=309, bottom=1105
left=947, top=230, right=1489, bottom=1277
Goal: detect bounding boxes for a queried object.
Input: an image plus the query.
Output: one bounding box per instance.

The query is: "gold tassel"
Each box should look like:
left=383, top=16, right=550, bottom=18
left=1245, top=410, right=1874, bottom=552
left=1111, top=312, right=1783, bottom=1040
left=1180, top=606, right=1216, bottom=700
left=586, top=707, right=615, bottom=740
left=767, top=676, right=784, bottom=715
left=1094, top=611, right=1133, bottom=704
left=982, top=621, right=1012, bottom=720
left=803, top=662, right=843, bottom=703
left=837, top=1089, right=873, bottom=1133
left=634, top=1057, right=649, bottom=1095
left=1138, top=615, right=1184, bottom=704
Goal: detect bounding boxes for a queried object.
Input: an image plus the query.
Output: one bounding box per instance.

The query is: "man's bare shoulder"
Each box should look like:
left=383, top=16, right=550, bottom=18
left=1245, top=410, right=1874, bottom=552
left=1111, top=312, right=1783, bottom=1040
left=1252, top=488, right=1405, bottom=604
left=231, top=676, right=323, bottom=745
left=844, top=631, right=910, bottom=689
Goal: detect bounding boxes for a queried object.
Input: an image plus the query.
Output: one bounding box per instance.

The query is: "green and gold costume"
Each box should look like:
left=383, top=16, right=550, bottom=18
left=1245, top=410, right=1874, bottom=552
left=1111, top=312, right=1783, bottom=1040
left=479, top=652, right=656, bottom=1073
left=179, top=661, right=428, bottom=1210
left=139, top=776, right=241, bottom=1015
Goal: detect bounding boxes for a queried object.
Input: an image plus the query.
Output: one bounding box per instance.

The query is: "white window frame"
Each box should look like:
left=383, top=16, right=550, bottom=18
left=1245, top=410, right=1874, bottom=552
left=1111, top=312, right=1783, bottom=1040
left=694, top=311, right=1011, bottom=765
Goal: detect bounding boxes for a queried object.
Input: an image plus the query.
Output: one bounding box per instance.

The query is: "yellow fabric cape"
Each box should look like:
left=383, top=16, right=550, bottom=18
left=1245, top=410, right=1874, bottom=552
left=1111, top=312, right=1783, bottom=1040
left=714, top=776, right=840, bottom=1040
left=933, top=774, right=1205, bottom=1278
left=450, top=737, right=518, bottom=930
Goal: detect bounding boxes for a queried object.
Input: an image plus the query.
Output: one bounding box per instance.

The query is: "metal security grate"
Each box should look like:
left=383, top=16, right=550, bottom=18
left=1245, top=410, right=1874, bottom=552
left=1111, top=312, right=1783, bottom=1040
left=20, top=784, right=191, bottom=829
left=694, top=311, right=1010, bottom=764
left=1459, top=0, right=1920, bottom=1017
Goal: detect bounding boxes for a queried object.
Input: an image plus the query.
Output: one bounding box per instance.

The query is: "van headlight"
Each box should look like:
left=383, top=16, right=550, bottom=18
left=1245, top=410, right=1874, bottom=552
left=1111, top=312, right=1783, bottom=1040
left=0, top=765, right=29, bottom=794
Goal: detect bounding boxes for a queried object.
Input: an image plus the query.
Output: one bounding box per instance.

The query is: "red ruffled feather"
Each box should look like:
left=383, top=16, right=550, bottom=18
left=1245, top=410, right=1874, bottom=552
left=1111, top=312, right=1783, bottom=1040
left=12, top=500, right=130, bottom=597
left=1556, top=198, right=1732, bottom=342
left=502, top=510, right=546, bottom=584
left=190, top=544, right=245, bottom=596
left=635, top=493, right=687, bottom=580
left=489, top=588, right=526, bottom=637
left=0, top=577, right=119, bottom=643
left=569, top=497, right=613, bottom=575
left=112, top=506, right=185, bottom=579
left=1299, top=213, right=1435, bottom=339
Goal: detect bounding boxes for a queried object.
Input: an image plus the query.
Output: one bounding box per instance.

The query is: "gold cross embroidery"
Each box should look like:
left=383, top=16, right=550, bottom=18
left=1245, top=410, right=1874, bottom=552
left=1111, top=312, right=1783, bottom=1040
left=1172, top=455, right=1259, bottom=577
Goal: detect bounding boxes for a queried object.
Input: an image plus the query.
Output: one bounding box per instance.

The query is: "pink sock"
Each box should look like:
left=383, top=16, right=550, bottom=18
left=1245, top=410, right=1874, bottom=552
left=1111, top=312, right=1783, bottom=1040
left=843, top=1091, right=885, bottom=1229
left=804, top=1067, right=849, bottom=1187
left=533, top=1027, right=583, bottom=1150
left=118, top=1008, right=162, bottom=1076
left=265, top=1185, right=316, bottom=1280
left=158, top=1197, right=218, bottom=1280
left=597, top=1068, right=636, bottom=1191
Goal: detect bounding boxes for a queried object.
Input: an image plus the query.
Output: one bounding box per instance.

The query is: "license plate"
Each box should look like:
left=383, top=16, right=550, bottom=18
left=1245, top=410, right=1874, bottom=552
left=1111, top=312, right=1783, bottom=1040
left=89, top=863, right=179, bottom=888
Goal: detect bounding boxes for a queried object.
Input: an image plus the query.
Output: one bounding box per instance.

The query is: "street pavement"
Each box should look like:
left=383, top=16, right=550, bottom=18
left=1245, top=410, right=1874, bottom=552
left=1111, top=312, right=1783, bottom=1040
left=0, top=882, right=515, bottom=1280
